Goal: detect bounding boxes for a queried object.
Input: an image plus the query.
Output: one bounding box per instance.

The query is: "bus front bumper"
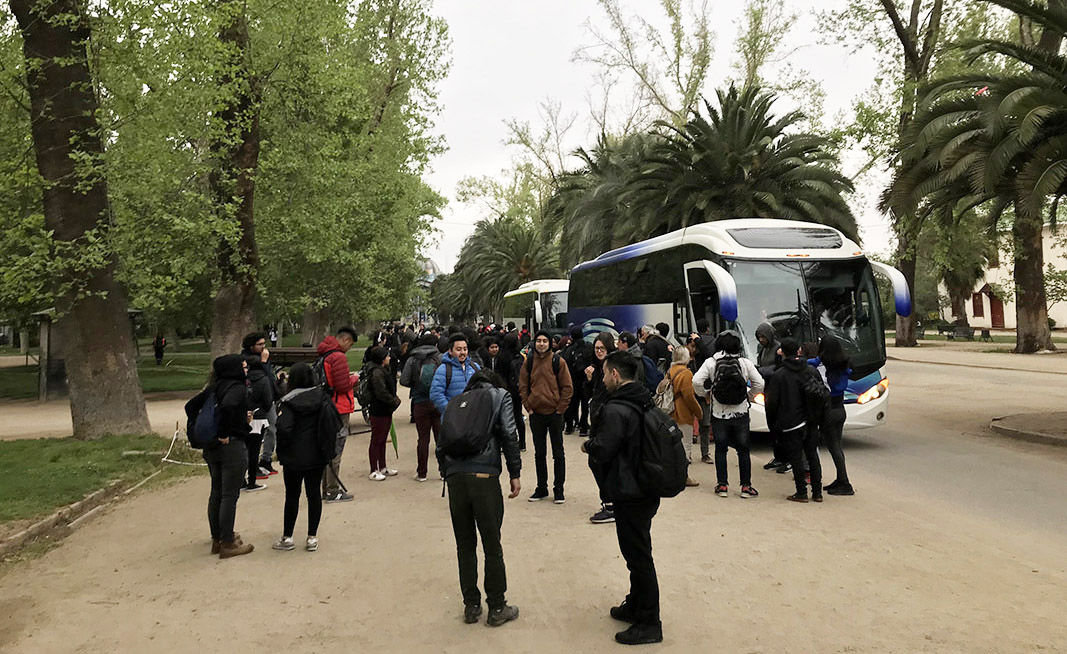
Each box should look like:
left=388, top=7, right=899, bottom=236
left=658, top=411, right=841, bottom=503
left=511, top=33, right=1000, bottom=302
left=746, top=390, right=889, bottom=432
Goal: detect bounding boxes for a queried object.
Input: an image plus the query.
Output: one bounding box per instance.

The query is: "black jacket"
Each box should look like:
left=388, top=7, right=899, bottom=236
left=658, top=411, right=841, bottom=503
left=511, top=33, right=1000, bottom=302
left=213, top=354, right=252, bottom=443
left=437, top=382, right=522, bottom=480
left=584, top=360, right=610, bottom=424
left=244, top=355, right=277, bottom=418
left=481, top=351, right=513, bottom=381
left=642, top=335, right=670, bottom=369
left=562, top=340, right=591, bottom=382
left=585, top=381, right=650, bottom=503
left=275, top=387, right=341, bottom=471
left=365, top=362, right=402, bottom=417
left=765, top=357, right=810, bottom=433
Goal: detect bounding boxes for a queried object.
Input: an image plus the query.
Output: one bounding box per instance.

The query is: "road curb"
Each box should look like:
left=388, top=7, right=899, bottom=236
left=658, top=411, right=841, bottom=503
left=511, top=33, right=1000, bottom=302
left=888, top=355, right=1067, bottom=376
left=989, top=418, right=1067, bottom=448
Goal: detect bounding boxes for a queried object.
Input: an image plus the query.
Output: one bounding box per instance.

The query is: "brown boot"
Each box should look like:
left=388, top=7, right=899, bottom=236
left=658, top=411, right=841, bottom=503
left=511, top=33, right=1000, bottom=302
left=219, top=539, right=254, bottom=559
left=211, top=532, right=242, bottom=555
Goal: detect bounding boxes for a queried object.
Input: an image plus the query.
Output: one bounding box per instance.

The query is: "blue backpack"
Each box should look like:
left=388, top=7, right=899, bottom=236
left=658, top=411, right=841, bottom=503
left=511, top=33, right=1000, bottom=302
left=185, top=389, right=220, bottom=449
left=642, top=356, right=664, bottom=394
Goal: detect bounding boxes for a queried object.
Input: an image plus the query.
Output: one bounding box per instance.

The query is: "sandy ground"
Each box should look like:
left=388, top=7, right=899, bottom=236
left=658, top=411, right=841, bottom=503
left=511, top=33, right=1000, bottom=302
left=2, top=408, right=1066, bottom=654
left=0, top=395, right=189, bottom=441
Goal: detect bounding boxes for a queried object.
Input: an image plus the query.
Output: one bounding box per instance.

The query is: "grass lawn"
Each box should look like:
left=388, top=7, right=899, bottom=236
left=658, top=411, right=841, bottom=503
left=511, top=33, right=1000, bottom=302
left=0, top=366, right=38, bottom=400
left=0, top=433, right=203, bottom=525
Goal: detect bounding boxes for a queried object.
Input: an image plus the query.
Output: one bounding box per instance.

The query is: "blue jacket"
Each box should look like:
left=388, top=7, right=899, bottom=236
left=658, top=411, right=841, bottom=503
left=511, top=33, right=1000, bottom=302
left=430, top=353, right=481, bottom=416
left=807, top=357, right=851, bottom=398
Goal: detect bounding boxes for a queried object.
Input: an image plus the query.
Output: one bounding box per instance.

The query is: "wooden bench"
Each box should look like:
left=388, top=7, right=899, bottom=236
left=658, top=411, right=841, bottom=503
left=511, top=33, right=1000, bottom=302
left=936, top=323, right=956, bottom=336
left=947, top=326, right=976, bottom=341
left=267, top=347, right=321, bottom=368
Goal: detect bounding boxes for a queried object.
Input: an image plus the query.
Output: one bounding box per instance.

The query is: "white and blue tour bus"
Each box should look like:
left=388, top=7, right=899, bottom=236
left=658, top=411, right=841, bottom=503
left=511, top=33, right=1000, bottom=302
left=501, top=279, right=570, bottom=336
left=567, top=219, right=911, bottom=431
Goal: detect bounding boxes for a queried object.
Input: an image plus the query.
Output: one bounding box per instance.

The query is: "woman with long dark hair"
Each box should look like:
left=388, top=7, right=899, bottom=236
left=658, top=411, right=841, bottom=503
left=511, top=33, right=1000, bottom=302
left=812, top=336, right=854, bottom=496
left=583, top=331, right=617, bottom=524
left=365, top=346, right=402, bottom=481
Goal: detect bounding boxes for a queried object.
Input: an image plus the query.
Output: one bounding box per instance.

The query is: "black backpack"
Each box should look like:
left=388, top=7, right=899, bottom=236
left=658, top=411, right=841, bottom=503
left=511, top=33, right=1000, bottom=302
left=800, top=365, right=830, bottom=421
left=711, top=356, right=749, bottom=405
left=438, top=387, right=498, bottom=458
left=620, top=401, right=689, bottom=499
left=311, top=351, right=337, bottom=391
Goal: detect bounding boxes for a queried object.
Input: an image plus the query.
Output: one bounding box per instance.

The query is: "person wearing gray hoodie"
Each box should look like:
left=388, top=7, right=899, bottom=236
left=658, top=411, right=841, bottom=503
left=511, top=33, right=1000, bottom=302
left=754, top=322, right=789, bottom=473
left=401, top=333, right=444, bottom=481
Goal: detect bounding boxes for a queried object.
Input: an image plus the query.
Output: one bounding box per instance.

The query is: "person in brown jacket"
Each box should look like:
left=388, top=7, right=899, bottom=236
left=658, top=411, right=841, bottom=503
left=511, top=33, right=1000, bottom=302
left=666, top=347, right=702, bottom=487
left=519, top=330, right=574, bottom=504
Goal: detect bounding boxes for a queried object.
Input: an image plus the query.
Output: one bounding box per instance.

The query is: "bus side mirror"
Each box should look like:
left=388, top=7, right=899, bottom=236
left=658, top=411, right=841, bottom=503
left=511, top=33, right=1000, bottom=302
left=534, top=301, right=543, bottom=324
left=869, top=261, right=912, bottom=317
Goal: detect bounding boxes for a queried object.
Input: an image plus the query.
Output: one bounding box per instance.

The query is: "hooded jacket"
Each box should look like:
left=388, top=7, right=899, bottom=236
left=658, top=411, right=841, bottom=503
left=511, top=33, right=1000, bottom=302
left=584, top=358, right=610, bottom=425
left=430, top=353, right=481, bottom=416
left=642, top=334, right=670, bottom=369
left=755, top=322, right=781, bottom=371
left=400, top=344, right=443, bottom=405
left=585, top=381, right=652, bottom=503
left=242, top=352, right=278, bottom=418
left=365, top=361, right=402, bottom=417
left=764, top=357, right=811, bottom=433
left=436, top=382, right=522, bottom=480
left=275, top=386, right=341, bottom=470
left=212, top=354, right=252, bottom=442
left=316, top=336, right=355, bottom=415
left=518, top=348, right=574, bottom=415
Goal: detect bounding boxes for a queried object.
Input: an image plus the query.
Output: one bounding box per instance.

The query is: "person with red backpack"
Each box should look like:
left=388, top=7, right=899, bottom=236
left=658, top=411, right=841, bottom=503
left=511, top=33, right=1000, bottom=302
left=315, top=326, right=358, bottom=503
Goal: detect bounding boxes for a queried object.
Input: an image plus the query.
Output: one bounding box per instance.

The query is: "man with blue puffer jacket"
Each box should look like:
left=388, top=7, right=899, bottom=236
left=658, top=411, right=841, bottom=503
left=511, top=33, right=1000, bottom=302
left=430, top=334, right=482, bottom=417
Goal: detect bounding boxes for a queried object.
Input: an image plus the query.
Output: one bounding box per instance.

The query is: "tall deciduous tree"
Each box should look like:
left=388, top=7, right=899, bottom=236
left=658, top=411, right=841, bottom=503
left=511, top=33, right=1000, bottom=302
left=7, top=0, right=149, bottom=437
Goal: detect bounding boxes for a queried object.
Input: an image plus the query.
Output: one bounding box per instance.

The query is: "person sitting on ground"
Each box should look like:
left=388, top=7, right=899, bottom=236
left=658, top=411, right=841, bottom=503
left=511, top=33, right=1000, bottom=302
left=437, top=369, right=522, bottom=627
left=272, top=362, right=343, bottom=553
left=693, top=330, right=765, bottom=499
left=581, top=351, right=664, bottom=645
left=364, top=346, right=402, bottom=481
left=665, top=346, right=702, bottom=488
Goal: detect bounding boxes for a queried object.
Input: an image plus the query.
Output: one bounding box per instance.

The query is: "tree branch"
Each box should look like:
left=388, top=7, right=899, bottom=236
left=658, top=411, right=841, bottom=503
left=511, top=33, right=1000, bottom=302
left=879, top=0, right=921, bottom=70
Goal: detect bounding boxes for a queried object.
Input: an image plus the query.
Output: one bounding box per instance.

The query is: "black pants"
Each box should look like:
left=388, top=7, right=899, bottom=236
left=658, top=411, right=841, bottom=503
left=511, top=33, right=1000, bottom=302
left=203, top=440, right=247, bottom=542
left=822, top=398, right=848, bottom=484
left=510, top=391, right=526, bottom=450
left=712, top=415, right=752, bottom=486
left=447, top=473, right=507, bottom=610
left=246, top=433, right=264, bottom=486
left=564, top=387, right=589, bottom=432
left=529, top=412, right=565, bottom=493
left=785, top=425, right=822, bottom=495
left=614, top=498, right=661, bottom=626
left=283, top=466, right=325, bottom=538
left=588, top=456, right=612, bottom=507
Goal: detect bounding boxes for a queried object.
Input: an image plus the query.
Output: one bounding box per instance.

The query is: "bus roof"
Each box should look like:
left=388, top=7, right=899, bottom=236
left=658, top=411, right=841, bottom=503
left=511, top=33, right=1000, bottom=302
left=503, top=279, right=569, bottom=298
left=572, top=219, right=863, bottom=273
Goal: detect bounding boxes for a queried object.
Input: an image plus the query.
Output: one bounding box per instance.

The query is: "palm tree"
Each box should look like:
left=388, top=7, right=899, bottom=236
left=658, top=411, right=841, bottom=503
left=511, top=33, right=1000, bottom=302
left=625, top=85, right=859, bottom=242
left=886, top=0, right=1063, bottom=352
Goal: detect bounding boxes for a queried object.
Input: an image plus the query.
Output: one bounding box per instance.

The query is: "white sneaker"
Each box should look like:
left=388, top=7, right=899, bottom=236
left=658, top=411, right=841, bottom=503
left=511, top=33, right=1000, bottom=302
left=413, top=473, right=428, bottom=482
left=382, top=468, right=398, bottom=477
left=272, top=536, right=295, bottom=551
left=306, top=536, right=318, bottom=552
left=369, top=471, right=386, bottom=481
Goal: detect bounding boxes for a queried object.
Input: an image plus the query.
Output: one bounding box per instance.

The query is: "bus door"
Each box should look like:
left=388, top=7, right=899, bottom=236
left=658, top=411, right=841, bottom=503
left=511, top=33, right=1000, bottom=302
left=683, top=261, right=738, bottom=335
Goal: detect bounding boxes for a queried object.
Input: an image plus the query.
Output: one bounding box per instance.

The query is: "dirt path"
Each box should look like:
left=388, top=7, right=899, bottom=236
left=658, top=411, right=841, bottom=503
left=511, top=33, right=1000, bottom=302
left=0, top=396, right=189, bottom=441
left=2, top=417, right=1065, bottom=653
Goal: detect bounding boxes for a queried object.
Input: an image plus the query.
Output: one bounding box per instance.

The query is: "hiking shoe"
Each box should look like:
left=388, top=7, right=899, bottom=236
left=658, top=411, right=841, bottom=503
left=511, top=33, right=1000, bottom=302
left=740, top=485, right=758, bottom=498
left=528, top=489, right=548, bottom=502
left=325, top=492, right=354, bottom=503
left=243, top=482, right=266, bottom=492
left=590, top=507, right=615, bottom=524
left=463, top=604, right=483, bottom=624
left=615, top=622, right=663, bottom=645
left=306, top=536, right=318, bottom=552
left=413, top=473, right=428, bottom=482
left=553, top=491, right=566, bottom=504
left=812, top=492, right=824, bottom=503
left=787, top=492, right=809, bottom=503
left=715, top=484, right=729, bottom=498
left=685, top=477, right=700, bottom=487
left=272, top=536, right=295, bottom=551
left=486, top=604, right=519, bottom=627
left=775, top=463, right=793, bottom=474
left=219, top=540, right=254, bottom=559
left=611, top=600, right=637, bottom=623
left=382, top=468, right=398, bottom=477
left=369, top=471, right=386, bottom=481
left=701, top=455, right=713, bottom=464
left=763, top=459, right=782, bottom=470
left=827, top=483, right=855, bottom=496
left=255, top=468, right=271, bottom=480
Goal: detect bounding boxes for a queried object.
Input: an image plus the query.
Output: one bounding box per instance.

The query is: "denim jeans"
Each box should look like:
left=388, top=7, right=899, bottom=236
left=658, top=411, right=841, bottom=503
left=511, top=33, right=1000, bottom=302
left=698, top=401, right=712, bottom=458
left=529, top=412, right=565, bottom=494
left=260, top=404, right=278, bottom=462
left=447, top=473, right=508, bottom=610
left=712, top=414, right=752, bottom=486
left=204, top=439, right=247, bottom=542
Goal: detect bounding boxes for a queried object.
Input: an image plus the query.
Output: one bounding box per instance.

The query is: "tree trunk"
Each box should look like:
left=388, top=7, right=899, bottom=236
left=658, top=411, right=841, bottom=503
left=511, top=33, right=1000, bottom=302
left=302, top=305, right=330, bottom=347
left=894, top=241, right=918, bottom=347
left=10, top=0, right=149, bottom=438
left=1013, top=210, right=1054, bottom=353
left=950, top=293, right=968, bottom=328
left=208, top=1, right=261, bottom=360
left=19, top=329, right=29, bottom=355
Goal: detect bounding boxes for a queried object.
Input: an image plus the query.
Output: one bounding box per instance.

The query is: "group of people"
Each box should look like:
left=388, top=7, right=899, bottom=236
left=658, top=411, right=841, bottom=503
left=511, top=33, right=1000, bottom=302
left=189, top=317, right=854, bottom=646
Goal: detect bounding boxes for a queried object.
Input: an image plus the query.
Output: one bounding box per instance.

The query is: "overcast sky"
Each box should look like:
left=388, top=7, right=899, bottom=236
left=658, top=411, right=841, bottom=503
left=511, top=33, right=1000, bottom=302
left=423, top=0, right=891, bottom=273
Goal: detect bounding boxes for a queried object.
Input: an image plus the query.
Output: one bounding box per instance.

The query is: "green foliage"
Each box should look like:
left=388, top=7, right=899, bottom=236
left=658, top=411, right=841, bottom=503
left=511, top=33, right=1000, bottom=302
left=1045, top=264, right=1067, bottom=311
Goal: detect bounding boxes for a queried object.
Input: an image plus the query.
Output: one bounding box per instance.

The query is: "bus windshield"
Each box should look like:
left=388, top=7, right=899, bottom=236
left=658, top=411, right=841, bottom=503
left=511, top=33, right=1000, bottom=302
left=726, top=258, right=885, bottom=377
left=541, top=291, right=569, bottom=330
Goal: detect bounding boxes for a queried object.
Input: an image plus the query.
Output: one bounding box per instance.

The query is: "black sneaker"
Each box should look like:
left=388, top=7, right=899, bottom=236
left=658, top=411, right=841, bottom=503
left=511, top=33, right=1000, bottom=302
left=824, top=479, right=842, bottom=491
left=615, top=622, right=663, bottom=645
left=590, top=507, right=615, bottom=524
left=578, top=429, right=589, bottom=437
left=486, top=604, right=519, bottom=627
left=463, top=604, right=483, bottom=624
left=242, top=482, right=266, bottom=492
left=812, top=492, right=824, bottom=503
left=701, top=455, right=713, bottom=464
left=610, top=600, right=636, bottom=623
left=787, top=492, right=809, bottom=503
left=553, top=490, right=566, bottom=504
left=740, top=485, right=759, bottom=498
left=775, top=463, right=793, bottom=474
left=826, top=483, right=855, bottom=496
left=259, top=460, right=278, bottom=475
left=564, top=425, right=575, bottom=435
left=324, top=491, right=354, bottom=503
left=763, top=459, right=782, bottom=470
left=528, top=489, right=548, bottom=502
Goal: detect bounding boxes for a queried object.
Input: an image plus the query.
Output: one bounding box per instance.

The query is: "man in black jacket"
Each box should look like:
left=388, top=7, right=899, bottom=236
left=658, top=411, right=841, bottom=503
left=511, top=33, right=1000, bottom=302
left=561, top=326, right=591, bottom=436
left=437, top=369, right=523, bottom=628
left=582, top=352, right=664, bottom=646
left=764, top=338, right=823, bottom=503
left=242, top=332, right=279, bottom=490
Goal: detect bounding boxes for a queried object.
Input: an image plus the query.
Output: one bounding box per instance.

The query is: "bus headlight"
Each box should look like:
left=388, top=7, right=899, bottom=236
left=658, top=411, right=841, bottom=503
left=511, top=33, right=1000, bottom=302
left=856, top=378, right=889, bottom=405
left=752, top=393, right=765, bottom=405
